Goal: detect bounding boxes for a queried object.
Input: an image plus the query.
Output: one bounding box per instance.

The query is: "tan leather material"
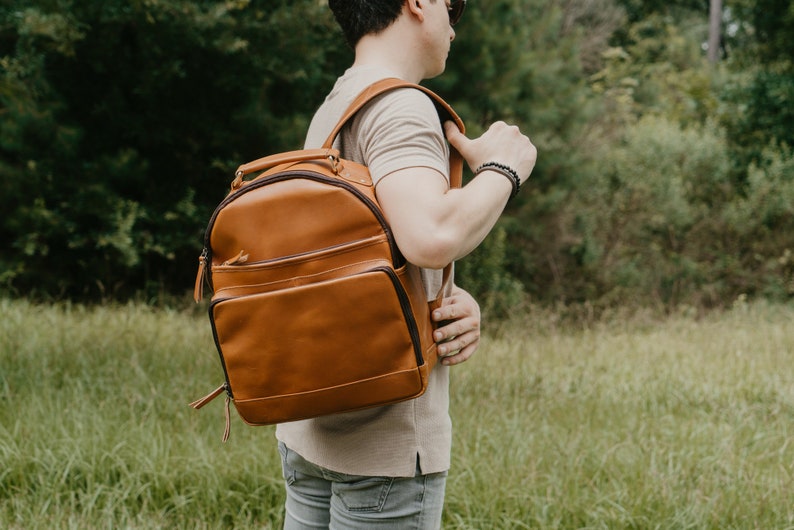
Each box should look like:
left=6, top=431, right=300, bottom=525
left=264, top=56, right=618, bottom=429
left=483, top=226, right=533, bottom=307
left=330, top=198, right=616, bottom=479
left=233, top=366, right=428, bottom=426
left=213, top=258, right=393, bottom=300
left=192, top=79, right=464, bottom=435
left=211, top=237, right=392, bottom=293
left=210, top=175, right=387, bottom=266
left=210, top=267, right=429, bottom=425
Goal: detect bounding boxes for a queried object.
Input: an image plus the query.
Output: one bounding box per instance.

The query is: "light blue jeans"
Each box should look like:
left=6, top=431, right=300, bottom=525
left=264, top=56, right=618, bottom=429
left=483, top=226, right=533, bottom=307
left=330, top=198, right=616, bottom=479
left=278, top=442, right=448, bottom=529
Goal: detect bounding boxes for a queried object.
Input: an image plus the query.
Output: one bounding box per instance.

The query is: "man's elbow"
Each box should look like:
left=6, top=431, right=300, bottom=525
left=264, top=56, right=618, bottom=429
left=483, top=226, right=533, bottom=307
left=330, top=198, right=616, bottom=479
left=397, top=232, right=459, bottom=270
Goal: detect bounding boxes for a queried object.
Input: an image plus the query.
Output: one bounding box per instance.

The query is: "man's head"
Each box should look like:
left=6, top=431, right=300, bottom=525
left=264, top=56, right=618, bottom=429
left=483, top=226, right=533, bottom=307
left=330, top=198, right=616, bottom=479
left=329, top=0, right=466, bottom=49
left=328, top=0, right=405, bottom=49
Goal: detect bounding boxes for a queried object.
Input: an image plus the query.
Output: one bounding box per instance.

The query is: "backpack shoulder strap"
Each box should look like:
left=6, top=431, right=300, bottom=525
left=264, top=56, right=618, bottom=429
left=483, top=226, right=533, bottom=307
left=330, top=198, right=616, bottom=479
left=321, top=78, right=465, bottom=188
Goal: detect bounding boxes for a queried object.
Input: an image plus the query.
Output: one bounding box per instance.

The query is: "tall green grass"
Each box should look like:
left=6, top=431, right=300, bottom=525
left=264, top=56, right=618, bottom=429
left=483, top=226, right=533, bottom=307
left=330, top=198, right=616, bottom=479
left=0, top=300, right=283, bottom=529
left=1, top=298, right=793, bottom=528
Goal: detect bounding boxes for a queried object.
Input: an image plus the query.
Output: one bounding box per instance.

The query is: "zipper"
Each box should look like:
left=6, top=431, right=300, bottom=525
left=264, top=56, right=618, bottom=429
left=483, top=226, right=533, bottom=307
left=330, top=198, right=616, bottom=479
left=373, top=266, right=424, bottom=367
left=200, top=170, right=404, bottom=291
left=213, top=237, right=384, bottom=272
left=207, top=302, right=236, bottom=400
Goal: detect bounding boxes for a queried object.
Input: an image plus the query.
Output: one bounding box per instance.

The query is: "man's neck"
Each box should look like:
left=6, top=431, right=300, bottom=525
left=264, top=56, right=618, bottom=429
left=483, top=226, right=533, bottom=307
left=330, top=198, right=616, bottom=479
left=352, top=20, right=425, bottom=83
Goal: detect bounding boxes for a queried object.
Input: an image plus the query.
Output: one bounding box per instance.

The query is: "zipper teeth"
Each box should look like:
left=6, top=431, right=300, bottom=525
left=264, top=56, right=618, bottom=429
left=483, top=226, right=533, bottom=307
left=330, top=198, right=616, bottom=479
left=202, top=170, right=403, bottom=289
left=208, top=302, right=234, bottom=398
left=373, top=266, right=424, bottom=366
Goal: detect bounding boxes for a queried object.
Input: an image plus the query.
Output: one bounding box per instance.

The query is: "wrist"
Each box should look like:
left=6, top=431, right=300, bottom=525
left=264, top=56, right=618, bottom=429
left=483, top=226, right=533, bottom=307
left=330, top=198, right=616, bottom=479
left=474, top=161, right=521, bottom=200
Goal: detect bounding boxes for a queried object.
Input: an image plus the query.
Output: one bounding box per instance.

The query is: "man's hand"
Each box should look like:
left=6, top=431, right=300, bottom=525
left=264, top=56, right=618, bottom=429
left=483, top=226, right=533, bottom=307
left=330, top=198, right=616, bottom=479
left=432, top=286, right=481, bottom=366
left=375, top=119, right=536, bottom=269
left=444, top=120, right=537, bottom=185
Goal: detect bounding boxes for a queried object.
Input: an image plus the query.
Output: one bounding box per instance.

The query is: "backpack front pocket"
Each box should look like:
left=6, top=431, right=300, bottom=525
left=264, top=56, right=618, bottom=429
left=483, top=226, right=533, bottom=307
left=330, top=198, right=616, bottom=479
left=208, top=265, right=427, bottom=425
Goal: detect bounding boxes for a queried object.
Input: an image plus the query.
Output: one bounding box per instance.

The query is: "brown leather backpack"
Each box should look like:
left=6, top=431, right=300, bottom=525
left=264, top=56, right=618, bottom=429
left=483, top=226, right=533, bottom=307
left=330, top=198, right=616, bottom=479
left=190, top=79, right=465, bottom=441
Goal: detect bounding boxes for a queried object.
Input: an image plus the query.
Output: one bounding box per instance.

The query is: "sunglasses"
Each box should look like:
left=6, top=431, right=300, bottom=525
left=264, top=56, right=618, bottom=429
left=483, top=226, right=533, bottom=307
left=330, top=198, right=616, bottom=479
left=448, top=0, right=466, bottom=26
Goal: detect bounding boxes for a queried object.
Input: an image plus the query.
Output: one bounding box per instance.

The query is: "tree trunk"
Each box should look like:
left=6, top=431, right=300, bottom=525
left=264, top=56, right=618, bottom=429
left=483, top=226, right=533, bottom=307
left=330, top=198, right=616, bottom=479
left=708, top=0, right=722, bottom=63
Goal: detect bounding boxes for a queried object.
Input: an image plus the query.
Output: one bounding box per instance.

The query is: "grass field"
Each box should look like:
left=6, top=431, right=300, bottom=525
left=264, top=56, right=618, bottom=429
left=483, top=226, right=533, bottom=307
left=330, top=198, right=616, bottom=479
left=1, top=298, right=793, bottom=529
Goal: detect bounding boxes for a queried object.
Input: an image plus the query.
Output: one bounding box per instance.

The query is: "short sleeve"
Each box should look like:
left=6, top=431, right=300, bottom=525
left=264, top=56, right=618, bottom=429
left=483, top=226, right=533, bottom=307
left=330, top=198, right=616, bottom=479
left=344, top=88, right=450, bottom=187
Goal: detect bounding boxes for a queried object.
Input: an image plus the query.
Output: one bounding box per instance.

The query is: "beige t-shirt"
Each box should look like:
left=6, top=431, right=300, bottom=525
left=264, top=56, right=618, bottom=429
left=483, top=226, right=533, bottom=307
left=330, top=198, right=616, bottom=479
left=274, top=65, right=454, bottom=477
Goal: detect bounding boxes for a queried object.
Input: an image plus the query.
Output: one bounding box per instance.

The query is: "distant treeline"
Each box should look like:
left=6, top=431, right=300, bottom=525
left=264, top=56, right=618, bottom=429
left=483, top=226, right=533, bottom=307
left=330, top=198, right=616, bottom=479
left=1, top=0, right=792, bottom=313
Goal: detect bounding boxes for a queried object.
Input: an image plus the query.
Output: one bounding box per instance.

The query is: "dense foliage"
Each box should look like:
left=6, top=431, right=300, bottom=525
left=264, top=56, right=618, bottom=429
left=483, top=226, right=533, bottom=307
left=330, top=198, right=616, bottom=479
left=1, top=0, right=345, bottom=298
left=1, top=0, right=793, bottom=312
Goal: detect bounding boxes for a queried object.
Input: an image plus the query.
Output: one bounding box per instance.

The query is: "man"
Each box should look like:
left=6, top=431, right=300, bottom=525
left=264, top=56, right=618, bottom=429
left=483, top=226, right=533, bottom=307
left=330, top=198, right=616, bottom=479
left=275, top=1, right=537, bottom=527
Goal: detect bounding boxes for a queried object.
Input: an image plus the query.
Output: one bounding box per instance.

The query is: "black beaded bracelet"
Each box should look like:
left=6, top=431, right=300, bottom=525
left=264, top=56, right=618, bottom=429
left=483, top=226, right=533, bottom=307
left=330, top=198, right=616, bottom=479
left=474, top=161, right=521, bottom=200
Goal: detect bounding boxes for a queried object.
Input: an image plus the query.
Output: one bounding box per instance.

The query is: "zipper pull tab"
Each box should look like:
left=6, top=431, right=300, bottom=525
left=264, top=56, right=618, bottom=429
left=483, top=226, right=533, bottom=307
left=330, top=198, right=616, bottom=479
left=222, top=250, right=249, bottom=266
left=188, top=383, right=232, bottom=442
left=189, top=383, right=226, bottom=409
left=194, top=249, right=208, bottom=303
left=222, top=394, right=231, bottom=443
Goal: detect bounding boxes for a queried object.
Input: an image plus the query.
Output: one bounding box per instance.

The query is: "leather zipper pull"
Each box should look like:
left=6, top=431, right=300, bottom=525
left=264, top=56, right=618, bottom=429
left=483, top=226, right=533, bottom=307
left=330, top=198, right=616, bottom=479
left=189, top=384, right=232, bottom=443
left=222, top=250, right=249, bottom=266
left=222, top=395, right=231, bottom=443
left=189, top=383, right=226, bottom=409
left=193, top=250, right=208, bottom=302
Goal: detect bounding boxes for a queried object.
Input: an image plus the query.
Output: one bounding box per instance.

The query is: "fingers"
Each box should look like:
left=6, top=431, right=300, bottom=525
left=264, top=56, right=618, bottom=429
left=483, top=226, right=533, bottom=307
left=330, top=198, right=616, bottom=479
left=432, top=291, right=481, bottom=365
left=446, top=120, right=537, bottom=184
left=433, top=315, right=477, bottom=346
left=480, top=122, right=536, bottom=183
left=436, top=326, right=480, bottom=365
left=439, top=339, right=479, bottom=366
left=444, top=120, right=468, bottom=151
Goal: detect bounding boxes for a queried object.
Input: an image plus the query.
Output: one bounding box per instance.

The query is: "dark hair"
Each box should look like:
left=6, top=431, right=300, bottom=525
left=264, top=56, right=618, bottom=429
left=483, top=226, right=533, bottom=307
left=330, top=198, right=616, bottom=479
left=328, top=0, right=407, bottom=48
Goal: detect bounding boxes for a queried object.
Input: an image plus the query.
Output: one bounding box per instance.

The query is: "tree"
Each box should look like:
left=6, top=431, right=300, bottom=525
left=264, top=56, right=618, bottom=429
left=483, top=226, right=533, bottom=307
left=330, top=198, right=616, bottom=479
left=707, top=0, right=722, bottom=63
left=0, top=0, right=346, bottom=299
left=2, top=0, right=791, bottom=310
left=720, top=0, right=794, bottom=167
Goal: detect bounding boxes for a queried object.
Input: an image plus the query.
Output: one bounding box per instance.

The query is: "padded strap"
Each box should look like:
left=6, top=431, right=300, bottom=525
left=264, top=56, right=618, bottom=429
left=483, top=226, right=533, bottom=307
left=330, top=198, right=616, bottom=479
left=321, top=78, right=465, bottom=189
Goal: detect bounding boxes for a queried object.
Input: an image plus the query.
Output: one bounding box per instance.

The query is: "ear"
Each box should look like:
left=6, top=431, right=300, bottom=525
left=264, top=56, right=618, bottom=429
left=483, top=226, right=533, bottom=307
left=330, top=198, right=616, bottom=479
left=405, top=0, right=425, bottom=22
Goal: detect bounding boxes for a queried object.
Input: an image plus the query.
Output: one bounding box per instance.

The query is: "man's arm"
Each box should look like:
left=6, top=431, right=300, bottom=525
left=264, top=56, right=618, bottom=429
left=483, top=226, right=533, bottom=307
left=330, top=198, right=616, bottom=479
left=375, top=120, right=537, bottom=269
